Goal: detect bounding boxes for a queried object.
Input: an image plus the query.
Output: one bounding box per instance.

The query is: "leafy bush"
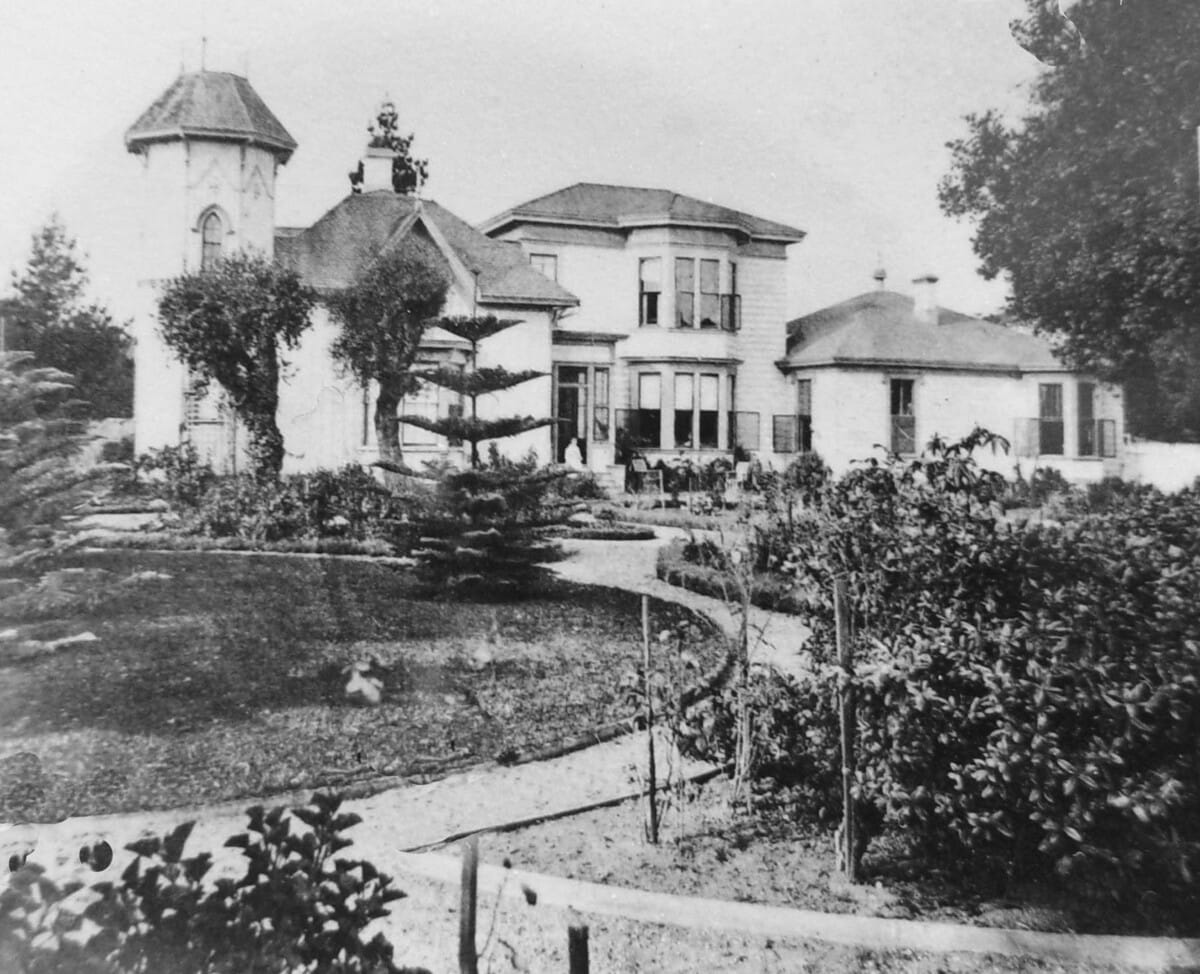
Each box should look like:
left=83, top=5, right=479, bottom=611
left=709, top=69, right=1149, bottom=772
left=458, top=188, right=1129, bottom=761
left=1005, top=464, right=1073, bottom=509
left=718, top=427, right=1200, bottom=913
left=0, top=792, right=424, bottom=973
left=135, top=443, right=218, bottom=509
left=144, top=463, right=421, bottom=550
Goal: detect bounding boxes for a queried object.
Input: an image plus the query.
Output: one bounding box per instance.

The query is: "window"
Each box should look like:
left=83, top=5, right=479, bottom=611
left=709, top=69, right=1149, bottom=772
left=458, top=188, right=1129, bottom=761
left=1077, top=382, right=1096, bottom=457
left=530, top=253, right=557, bottom=281
left=1039, top=383, right=1064, bottom=455
left=796, top=378, right=813, bottom=453
left=674, top=258, right=725, bottom=329
left=699, top=374, right=719, bottom=447
left=674, top=373, right=694, bottom=447
left=699, top=260, right=720, bottom=329
left=639, top=258, right=661, bottom=326
left=637, top=373, right=662, bottom=447
left=593, top=368, right=610, bottom=442
left=890, top=379, right=915, bottom=454
left=200, top=211, right=223, bottom=269
left=674, top=258, right=694, bottom=328
left=400, top=379, right=439, bottom=447
left=722, top=262, right=740, bottom=331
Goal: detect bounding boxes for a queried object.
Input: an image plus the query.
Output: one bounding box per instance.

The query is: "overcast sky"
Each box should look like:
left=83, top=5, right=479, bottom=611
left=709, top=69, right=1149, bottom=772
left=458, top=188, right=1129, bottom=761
left=1, top=0, right=1043, bottom=322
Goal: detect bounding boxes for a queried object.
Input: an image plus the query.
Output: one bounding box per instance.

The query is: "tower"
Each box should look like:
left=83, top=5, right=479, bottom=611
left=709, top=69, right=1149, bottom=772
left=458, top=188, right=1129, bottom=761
left=124, top=70, right=296, bottom=463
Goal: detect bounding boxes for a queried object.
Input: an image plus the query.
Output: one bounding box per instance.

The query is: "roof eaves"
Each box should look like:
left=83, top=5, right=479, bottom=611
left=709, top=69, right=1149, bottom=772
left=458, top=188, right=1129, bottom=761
left=780, top=355, right=1067, bottom=375
left=125, top=125, right=297, bottom=158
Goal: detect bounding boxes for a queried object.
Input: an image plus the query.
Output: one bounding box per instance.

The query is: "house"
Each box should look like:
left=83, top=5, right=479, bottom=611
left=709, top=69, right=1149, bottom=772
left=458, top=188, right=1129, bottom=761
left=777, top=274, right=1126, bottom=481
left=125, top=72, right=577, bottom=474
left=125, top=71, right=806, bottom=480
left=481, top=183, right=806, bottom=474
left=124, top=70, right=1123, bottom=487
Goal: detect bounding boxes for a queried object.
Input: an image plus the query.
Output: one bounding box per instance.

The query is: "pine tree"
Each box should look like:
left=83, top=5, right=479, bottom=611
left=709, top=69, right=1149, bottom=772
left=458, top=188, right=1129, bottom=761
left=403, top=316, right=564, bottom=595
left=7, top=217, right=133, bottom=419
left=0, top=352, right=93, bottom=572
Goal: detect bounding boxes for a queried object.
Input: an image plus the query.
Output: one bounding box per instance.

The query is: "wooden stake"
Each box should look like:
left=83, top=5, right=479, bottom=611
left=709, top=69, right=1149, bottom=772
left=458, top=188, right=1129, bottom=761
left=568, top=923, right=590, bottom=974
left=641, top=593, right=659, bottom=844
left=834, top=577, right=857, bottom=882
left=458, top=836, right=479, bottom=974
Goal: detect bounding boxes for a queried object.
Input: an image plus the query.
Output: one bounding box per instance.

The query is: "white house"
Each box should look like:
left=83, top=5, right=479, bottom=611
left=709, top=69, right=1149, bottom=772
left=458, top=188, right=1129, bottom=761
left=124, top=69, right=1124, bottom=487
left=778, top=274, right=1126, bottom=481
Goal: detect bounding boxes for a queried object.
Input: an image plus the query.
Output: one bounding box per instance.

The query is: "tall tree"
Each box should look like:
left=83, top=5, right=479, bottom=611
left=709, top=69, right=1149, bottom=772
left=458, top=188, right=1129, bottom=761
left=157, top=253, right=316, bottom=481
left=7, top=216, right=133, bottom=418
left=940, top=0, right=1200, bottom=440
left=404, top=315, right=563, bottom=596
left=325, top=234, right=450, bottom=475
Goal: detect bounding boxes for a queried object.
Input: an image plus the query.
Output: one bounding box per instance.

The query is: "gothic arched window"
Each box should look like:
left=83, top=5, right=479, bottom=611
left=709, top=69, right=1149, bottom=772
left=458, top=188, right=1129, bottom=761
left=200, top=211, right=223, bottom=269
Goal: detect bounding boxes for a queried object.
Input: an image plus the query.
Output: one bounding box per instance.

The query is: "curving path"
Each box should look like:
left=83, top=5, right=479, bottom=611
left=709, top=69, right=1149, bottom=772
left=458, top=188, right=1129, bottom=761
left=4, top=530, right=1197, bottom=972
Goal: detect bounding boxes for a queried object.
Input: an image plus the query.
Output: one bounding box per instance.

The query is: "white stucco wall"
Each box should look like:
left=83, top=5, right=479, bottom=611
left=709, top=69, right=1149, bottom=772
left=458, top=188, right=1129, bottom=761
left=804, top=367, right=1124, bottom=482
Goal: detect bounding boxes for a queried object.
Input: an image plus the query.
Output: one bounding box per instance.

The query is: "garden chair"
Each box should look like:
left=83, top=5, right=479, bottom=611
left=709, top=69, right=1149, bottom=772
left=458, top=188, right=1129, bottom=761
left=629, top=457, right=663, bottom=501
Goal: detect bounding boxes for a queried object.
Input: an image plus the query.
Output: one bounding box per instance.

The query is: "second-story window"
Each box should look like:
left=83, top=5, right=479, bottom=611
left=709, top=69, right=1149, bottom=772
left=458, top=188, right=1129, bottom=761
left=639, top=258, right=661, bottom=326
left=699, top=259, right=720, bottom=328
left=201, top=211, right=223, bottom=270
left=675, top=258, right=694, bottom=328
left=530, top=253, right=557, bottom=281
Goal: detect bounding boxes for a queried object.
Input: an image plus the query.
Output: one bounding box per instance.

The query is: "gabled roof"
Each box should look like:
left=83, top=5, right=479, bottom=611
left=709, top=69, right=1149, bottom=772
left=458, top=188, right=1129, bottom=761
left=481, top=182, right=805, bottom=243
left=782, top=291, right=1065, bottom=374
left=125, top=71, right=297, bottom=161
left=274, top=191, right=578, bottom=308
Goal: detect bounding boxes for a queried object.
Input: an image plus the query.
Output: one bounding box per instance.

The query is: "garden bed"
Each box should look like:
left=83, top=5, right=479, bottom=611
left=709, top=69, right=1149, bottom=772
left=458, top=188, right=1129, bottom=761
left=0, top=550, right=726, bottom=821
left=87, top=531, right=399, bottom=558
left=482, top=775, right=1200, bottom=939
left=655, top=537, right=803, bottom=613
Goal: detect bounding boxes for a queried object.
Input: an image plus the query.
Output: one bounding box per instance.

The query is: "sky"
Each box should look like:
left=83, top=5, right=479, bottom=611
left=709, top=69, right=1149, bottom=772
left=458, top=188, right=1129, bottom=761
left=0, top=0, right=1044, bottom=323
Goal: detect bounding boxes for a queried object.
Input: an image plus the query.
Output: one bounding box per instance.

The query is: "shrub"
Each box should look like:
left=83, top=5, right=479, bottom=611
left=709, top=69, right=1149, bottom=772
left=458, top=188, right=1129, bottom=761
left=135, top=442, right=217, bottom=508
left=0, top=792, right=423, bottom=973
left=725, top=428, right=1200, bottom=911
left=99, top=435, right=134, bottom=465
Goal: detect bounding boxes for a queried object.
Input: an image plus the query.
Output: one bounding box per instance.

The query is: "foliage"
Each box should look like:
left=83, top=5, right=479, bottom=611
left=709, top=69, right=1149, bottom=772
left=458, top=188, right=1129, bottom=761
left=6, top=216, right=132, bottom=419
left=705, top=428, right=1200, bottom=911
left=157, top=252, right=317, bottom=481
left=326, top=236, right=450, bottom=475
left=156, top=464, right=421, bottom=549
left=0, top=792, right=422, bottom=973
left=408, top=317, right=565, bottom=595
left=350, top=100, right=429, bottom=196
left=1005, top=465, right=1073, bottom=509
left=99, top=435, right=134, bottom=466
left=783, top=451, right=831, bottom=506
left=939, top=0, right=1200, bottom=439
left=0, top=352, right=94, bottom=572
left=656, top=537, right=804, bottom=615
left=135, top=443, right=218, bottom=508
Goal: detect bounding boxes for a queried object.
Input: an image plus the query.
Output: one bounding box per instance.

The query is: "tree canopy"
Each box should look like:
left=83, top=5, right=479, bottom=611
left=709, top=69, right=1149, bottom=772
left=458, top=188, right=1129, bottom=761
left=326, top=234, right=450, bottom=473
left=157, top=252, right=316, bottom=480
left=6, top=217, right=133, bottom=419
left=939, top=0, right=1200, bottom=439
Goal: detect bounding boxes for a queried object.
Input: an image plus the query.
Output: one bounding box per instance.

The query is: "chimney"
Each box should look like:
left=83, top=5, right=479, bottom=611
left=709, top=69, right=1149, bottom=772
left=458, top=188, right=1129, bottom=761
left=912, top=274, right=939, bottom=325
left=360, top=146, right=397, bottom=193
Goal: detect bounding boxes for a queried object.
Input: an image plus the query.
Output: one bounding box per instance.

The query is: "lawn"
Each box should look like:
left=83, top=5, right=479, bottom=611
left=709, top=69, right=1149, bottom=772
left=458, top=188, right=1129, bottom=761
left=0, top=551, right=726, bottom=821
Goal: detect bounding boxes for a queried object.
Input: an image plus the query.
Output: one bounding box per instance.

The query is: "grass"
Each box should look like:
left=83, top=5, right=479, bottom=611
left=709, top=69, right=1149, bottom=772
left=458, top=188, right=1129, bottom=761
left=0, top=550, right=726, bottom=821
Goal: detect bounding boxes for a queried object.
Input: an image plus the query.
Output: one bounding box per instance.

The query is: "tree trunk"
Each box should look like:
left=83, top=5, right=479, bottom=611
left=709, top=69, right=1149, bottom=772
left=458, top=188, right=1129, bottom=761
left=374, top=385, right=404, bottom=483
left=242, top=408, right=284, bottom=483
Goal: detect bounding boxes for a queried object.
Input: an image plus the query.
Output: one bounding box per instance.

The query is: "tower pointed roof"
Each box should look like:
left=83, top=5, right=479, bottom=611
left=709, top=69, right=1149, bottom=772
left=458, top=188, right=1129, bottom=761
left=125, top=71, right=297, bottom=162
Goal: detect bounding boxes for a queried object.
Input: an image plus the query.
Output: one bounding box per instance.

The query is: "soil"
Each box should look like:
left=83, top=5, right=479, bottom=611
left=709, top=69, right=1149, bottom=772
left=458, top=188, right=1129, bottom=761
left=479, top=775, right=1200, bottom=940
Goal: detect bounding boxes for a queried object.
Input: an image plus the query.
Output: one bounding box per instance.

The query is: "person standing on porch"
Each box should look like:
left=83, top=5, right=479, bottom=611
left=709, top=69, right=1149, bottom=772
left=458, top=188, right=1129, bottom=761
left=564, top=437, right=583, bottom=470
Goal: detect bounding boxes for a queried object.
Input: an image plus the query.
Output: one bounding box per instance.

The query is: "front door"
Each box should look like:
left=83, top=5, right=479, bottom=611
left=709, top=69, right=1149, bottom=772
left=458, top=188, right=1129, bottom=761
left=555, top=366, right=588, bottom=463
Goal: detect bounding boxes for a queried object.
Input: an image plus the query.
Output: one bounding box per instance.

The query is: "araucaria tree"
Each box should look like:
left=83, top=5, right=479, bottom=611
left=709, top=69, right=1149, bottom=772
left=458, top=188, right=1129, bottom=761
left=325, top=236, right=450, bottom=474
left=0, top=352, right=92, bottom=571
left=405, top=315, right=563, bottom=594
left=7, top=216, right=133, bottom=419
left=157, top=252, right=316, bottom=481
left=940, top=0, right=1200, bottom=440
